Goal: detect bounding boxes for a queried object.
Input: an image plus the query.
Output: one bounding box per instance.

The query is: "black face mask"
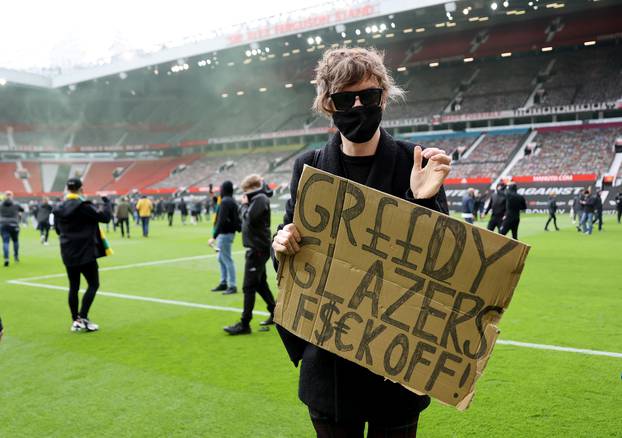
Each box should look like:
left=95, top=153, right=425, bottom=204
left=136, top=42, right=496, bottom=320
left=332, top=105, right=382, bottom=143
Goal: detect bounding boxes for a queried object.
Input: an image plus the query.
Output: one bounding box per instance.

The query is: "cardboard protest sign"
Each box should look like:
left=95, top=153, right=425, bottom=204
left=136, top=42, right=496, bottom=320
left=275, top=165, right=530, bottom=410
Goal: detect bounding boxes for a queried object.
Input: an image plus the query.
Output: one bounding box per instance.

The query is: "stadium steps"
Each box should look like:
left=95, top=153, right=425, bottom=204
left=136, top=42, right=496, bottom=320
left=22, top=161, right=43, bottom=193
left=460, top=133, right=486, bottom=159
left=494, top=129, right=537, bottom=186
left=51, top=164, right=71, bottom=192
left=607, top=151, right=622, bottom=176
left=16, top=161, right=32, bottom=193
left=41, top=163, right=59, bottom=192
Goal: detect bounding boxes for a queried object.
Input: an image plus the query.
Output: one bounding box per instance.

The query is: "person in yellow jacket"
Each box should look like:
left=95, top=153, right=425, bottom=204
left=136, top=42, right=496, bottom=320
left=135, top=195, right=153, bottom=237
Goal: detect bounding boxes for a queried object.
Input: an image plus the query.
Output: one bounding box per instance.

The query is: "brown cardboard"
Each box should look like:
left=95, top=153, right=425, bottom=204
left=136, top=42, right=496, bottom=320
left=275, top=165, right=530, bottom=410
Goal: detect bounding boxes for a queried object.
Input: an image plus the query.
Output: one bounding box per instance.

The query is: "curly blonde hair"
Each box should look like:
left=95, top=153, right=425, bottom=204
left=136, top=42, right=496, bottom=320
left=312, top=47, right=404, bottom=117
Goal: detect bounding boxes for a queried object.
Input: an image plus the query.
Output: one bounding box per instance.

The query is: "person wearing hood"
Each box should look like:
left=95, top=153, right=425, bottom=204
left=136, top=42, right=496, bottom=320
left=224, top=175, right=275, bottom=335
left=53, top=178, right=111, bottom=332
left=36, top=197, right=54, bottom=245
left=1, top=191, right=24, bottom=267
left=209, top=180, right=240, bottom=294
left=500, top=183, right=527, bottom=239
left=485, top=183, right=507, bottom=232
left=271, top=47, right=451, bottom=437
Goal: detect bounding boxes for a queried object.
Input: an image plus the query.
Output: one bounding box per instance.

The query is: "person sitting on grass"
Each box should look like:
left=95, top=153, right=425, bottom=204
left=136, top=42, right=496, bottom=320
left=224, top=175, right=275, bottom=335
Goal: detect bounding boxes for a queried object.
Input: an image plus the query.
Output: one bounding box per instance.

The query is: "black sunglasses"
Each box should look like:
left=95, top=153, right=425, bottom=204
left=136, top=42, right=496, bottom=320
left=330, top=88, right=383, bottom=111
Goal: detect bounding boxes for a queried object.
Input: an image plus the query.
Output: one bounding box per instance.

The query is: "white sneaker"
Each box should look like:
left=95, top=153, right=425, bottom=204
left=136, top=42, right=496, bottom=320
left=71, top=319, right=85, bottom=332
left=81, top=318, right=99, bottom=332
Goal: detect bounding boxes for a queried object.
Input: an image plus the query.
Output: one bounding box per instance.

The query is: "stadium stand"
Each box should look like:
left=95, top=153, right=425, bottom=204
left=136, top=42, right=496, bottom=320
left=0, top=162, right=25, bottom=193
left=510, top=125, right=621, bottom=176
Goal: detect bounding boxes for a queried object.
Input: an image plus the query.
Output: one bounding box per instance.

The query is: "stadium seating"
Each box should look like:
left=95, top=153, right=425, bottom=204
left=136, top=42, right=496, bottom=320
left=510, top=126, right=621, bottom=176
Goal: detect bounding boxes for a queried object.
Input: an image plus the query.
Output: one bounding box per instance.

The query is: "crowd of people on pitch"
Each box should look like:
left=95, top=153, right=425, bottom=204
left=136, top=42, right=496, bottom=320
left=460, top=183, right=622, bottom=238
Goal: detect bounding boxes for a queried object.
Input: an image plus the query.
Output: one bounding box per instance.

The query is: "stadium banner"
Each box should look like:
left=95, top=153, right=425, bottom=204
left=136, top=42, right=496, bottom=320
left=275, top=166, right=530, bottom=410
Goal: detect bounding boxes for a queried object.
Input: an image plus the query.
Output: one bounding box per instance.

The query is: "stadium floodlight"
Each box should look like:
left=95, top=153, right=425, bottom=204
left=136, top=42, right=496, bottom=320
left=491, top=2, right=498, bottom=10
left=380, top=23, right=387, bottom=31
left=315, top=36, right=322, bottom=44
left=206, top=59, right=212, bottom=64
left=154, top=69, right=159, bottom=75
left=285, top=83, right=293, bottom=88
left=429, top=62, right=439, bottom=67
left=198, top=60, right=206, bottom=67
left=0, top=78, right=7, bottom=86
left=252, top=49, right=258, bottom=55
left=397, top=66, right=406, bottom=72
left=464, top=57, right=474, bottom=62
left=463, top=7, right=470, bottom=15
left=355, top=29, right=361, bottom=35
left=528, top=1, right=533, bottom=5
left=541, top=46, right=553, bottom=52
left=259, top=87, right=267, bottom=92
left=227, top=62, right=235, bottom=67
left=503, top=0, right=509, bottom=6
left=236, top=91, right=244, bottom=96
left=341, top=32, right=346, bottom=38
left=307, top=37, right=314, bottom=45
left=501, top=52, right=512, bottom=57
left=416, top=27, right=425, bottom=32
left=391, top=22, right=396, bottom=28
left=403, top=28, right=413, bottom=33
left=365, top=26, right=371, bottom=34
left=310, top=80, right=317, bottom=84
left=385, top=33, right=395, bottom=38
left=245, top=50, right=251, bottom=57
left=292, top=49, right=300, bottom=54
left=221, top=93, right=228, bottom=98
left=265, top=47, right=270, bottom=53
left=119, top=72, right=128, bottom=79
left=371, top=25, right=378, bottom=33
left=584, top=40, right=596, bottom=46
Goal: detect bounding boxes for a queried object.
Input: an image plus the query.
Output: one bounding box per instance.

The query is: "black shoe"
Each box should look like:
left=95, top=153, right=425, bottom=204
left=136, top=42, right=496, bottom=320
left=224, top=322, right=250, bottom=335
left=222, top=287, right=237, bottom=295
left=260, top=315, right=275, bottom=326
left=3, top=260, right=8, bottom=267
left=211, top=283, right=227, bottom=292
left=544, top=228, right=549, bottom=232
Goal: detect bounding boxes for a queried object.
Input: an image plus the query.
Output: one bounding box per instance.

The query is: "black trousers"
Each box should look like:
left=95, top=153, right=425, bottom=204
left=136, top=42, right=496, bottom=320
left=66, top=261, right=99, bottom=321
left=593, top=211, right=603, bottom=231
left=545, top=213, right=558, bottom=230
left=487, top=215, right=503, bottom=232
left=118, top=218, right=130, bottom=237
left=617, top=208, right=622, bottom=224
left=241, top=249, right=275, bottom=326
left=167, top=212, right=174, bottom=226
left=500, top=218, right=520, bottom=240
left=38, top=221, right=50, bottom=242
left=310, top=408, right=420, bottom=438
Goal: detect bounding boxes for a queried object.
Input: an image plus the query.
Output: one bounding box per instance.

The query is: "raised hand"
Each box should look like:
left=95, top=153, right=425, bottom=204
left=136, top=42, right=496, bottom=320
left=410, top=146, right=451, bottom=200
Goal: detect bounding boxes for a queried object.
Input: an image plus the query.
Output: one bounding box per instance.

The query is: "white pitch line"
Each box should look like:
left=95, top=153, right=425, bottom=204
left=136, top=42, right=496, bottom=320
left=8, top=278, right=622, bottom=360
left=7, top=280, right=270, bottom=316
left=12, top=250, right=246, bottom=282
left=496, top=340, right=622, bottom=359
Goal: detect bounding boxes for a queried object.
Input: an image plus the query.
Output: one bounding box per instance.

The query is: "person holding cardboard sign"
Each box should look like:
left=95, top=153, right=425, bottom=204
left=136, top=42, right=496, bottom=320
left=272, top=47, right=451, bottom=437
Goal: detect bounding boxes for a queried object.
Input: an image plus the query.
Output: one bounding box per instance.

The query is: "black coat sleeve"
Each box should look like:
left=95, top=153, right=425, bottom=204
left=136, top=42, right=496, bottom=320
left=81, top=202, right=112, bottom=223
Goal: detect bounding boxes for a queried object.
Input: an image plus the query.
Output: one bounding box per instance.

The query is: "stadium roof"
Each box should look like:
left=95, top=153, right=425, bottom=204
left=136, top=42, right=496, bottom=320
left=0, top=0, right=445, bottom=89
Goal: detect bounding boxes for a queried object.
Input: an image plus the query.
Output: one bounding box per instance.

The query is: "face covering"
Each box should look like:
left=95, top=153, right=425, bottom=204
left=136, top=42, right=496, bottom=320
left=332, top=105, right=382, bottom=143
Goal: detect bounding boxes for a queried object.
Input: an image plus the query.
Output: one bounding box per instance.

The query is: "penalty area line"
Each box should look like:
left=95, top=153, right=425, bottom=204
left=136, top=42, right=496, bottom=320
left=7, top=280, right=622, bottom=359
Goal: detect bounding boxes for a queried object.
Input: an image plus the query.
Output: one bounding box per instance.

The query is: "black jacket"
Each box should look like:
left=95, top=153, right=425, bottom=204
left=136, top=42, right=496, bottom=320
left=213, top=182, right=240, bottom=238
left=581, top=195, right=597, bottom=214
left=485, top=190, right=506, bottom=218
left=0, top=199, right=23, bottom=228
left=241, top=185, right=272, bottom=251
left=504, top=191, right=527, bottom=220
left=53, top=198, right=111, bottom=267
left=274, top=129, right=448, bottom=422
left=36, top=203, right=53, bottom=224
left=548, top=199, right=557, bottom=215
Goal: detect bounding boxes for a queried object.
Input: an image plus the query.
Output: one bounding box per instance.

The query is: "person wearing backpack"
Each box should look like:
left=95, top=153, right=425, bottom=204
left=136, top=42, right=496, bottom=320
left=209, top=180, right=240, bottom=295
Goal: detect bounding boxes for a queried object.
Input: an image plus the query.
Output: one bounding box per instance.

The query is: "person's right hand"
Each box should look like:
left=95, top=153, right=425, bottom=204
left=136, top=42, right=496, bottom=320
left=272, top=223, right=301, bottom=255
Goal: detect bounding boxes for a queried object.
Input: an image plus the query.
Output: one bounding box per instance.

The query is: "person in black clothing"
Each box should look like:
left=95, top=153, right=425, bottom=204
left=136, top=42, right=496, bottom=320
left=616, top=191, right=622, bottom=224
left=500, top=183, right=527, bottom=240
left=165, top=198, right=176, bottom=226
left=272, top=47, right=451, bottom=437
left=36, top=197, right=53, bottom=245
left=1, top=191, right=24, bottom=267
left=579, top=188, right=597, bottom=235
left=0, top=316, right=3, bottom=342
left=179, top=198, right=188, bottom=225
left=544, top=193, right=560, bottom=231
left=485, top=183, right=506, bottom=232
left=224, top=175, right=275, bottom=335
left=53, top=178, right=111, bottom=332
left=592, top=190, right=603, bottom=232
left=209, top=181, right=240, bottom=294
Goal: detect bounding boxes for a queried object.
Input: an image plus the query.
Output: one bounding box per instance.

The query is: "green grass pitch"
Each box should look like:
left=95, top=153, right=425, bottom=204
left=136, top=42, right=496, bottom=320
left=1, top=212, right=620, bottom=437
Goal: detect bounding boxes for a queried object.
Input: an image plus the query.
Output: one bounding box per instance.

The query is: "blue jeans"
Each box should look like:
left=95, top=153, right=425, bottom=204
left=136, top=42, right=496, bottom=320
left=141, top=217, right=150, bottom=237
left=580, top=212, right=594, bottom=234
left=1, top=224, right=19, bottom=261
left=217, top=233, right=236, bottom=287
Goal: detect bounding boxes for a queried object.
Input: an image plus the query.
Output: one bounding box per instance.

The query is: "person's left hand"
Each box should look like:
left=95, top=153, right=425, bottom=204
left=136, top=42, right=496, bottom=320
left=241, top=194, right=249, bottom=205
left=410, top=146, right=451, bottom=199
